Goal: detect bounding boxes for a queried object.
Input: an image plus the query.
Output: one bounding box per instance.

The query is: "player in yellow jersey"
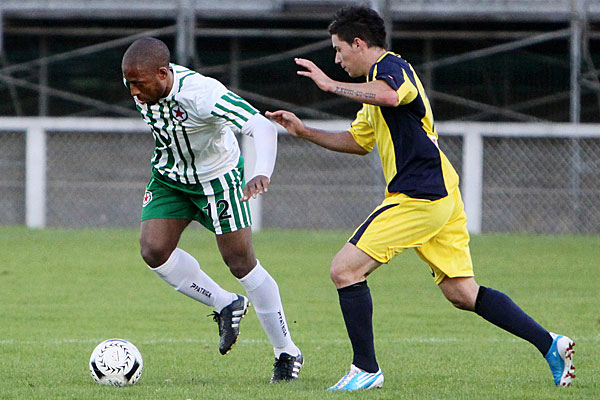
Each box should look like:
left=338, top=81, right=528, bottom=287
left=267, top=5, right=574, bottom=391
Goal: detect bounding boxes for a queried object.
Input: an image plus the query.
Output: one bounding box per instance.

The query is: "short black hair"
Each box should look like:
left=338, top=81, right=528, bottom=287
left=328, top=5, right=386, bottom=48
left=122, top=37, right=170, bottom=72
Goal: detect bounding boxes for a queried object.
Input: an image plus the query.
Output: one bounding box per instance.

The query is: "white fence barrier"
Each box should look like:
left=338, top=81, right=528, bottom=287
left=1, top=117, right=599, bottom=234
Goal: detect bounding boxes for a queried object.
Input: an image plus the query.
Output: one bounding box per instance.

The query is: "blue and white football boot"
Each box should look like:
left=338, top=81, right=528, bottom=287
left=327, top=364, right=384, bottom=391
left=544, top=332, right=575, bottom=386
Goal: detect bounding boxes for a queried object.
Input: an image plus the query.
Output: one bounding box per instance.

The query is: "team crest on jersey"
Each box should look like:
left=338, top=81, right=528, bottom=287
left=171, top=105, right=188, bottom=122
left=143, top=190, right=153, bottom=207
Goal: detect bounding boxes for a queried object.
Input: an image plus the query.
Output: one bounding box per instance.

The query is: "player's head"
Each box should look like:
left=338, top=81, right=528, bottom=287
left=328, top=6, right=386, bottom=77
left=328, top=6, right=386, bottom=48
left=121, top=37, right=172, bottom=105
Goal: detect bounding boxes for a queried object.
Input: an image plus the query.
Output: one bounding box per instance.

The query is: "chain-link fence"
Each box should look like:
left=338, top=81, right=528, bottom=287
left=45, top=131, right=153, bottom=227
left=482, top=136, right=600, bottom=233
left=0, top=131, right=25, bottom=225
left=1, top=119, right=599, bottom=234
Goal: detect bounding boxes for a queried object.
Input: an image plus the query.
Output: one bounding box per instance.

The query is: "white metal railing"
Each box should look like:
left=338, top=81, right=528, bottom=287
left=438, top=121, right=600, bottom=233
left=2, top=117, right=600, bottom=233
left=2, top=0, right=599, bottom=21
left=2, top=118, right=145, bottom=228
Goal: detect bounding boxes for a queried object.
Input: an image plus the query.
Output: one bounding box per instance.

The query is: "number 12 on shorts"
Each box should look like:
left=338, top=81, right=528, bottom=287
left=203, top=199, right=232, bottom=221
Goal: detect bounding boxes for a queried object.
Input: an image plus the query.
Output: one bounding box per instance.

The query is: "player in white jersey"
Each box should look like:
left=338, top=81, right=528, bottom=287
left=121, top=37, right=303, bottom=382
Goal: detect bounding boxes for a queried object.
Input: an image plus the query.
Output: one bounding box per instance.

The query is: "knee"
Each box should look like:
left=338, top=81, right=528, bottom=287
left=445, top=291, right=477, bottom=311
left=140, top=238, right=173, bottom=268
left=330, top=258, right=351, bottom=288
left=448, top=297, right=471, bottom=311
left=440, top=278, right=479, bottom=311
left=221, top=251, right=255, bottom=278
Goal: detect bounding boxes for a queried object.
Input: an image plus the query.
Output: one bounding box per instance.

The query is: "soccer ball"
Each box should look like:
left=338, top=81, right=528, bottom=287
left=89, top=339, right=143, bottom=386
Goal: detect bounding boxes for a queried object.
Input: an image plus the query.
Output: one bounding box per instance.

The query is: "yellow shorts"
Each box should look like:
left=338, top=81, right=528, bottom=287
left=349, top=188, right=473, bottom=285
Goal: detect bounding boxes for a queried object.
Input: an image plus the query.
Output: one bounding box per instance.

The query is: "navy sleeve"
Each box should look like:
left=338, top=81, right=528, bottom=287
left=373, top=58, right=406, bottom=91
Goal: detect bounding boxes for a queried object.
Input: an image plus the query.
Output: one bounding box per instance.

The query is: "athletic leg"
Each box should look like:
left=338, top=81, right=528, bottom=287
left=140, top=218, right=237, bottom=311
left=330, top=243, right=382, bottom=372
left=327, top=243, right=384, bottom=391
left=476, top=283, right=578, bottom=386
left=438, top=276, right=554, bottom=354
left=140, top=218, right=189, bottom=268
left=438, top=276, right=576, bottom=385
left=216, top=227, right=302, bottom=378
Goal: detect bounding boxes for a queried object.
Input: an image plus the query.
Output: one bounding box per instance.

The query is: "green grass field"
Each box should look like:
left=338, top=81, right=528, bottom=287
left=1, top=226, right=598, bottom=399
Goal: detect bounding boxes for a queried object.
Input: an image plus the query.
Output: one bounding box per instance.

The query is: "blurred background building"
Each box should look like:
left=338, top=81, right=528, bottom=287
left=1, top=0, right=599, bottom=233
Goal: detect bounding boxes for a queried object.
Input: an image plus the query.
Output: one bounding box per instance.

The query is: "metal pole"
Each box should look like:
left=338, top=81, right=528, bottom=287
left=462, top=129, right=483, bottom=234
left=370, top=0, right=392, bottom=49
left=0, top=7, right=3, bottom=55
left=0, top=6, right=24, bottom=116
left=176, top=0, right=186, bottom=65
left=420, top=29, right=570, bottom=70
left=26, top=126, right=47, bottom=228
left=0, top=73, right=137, bottom=116
left=1, top=25, right=177, bottom=76
left=38, top=36, right=48, bottom=116
left=570, top=0, right=582, bottom=123
left=423, top=38, right=434, bottom=108
left=187, top=0, right=195, bottom=67
left=230, top=37, right=240, bottom=90
left=570, top=0, right=583, bottom=225
left=383, top=0, right=392, bottom=50
left=176, top=0, right=195, bottom=66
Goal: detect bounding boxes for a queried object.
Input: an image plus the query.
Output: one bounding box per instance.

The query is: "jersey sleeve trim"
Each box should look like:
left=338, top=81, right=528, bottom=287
left=210, top=110, right=243, bottom=129
left=178, top=72, right=196, bottom=91
left=372, top=54, right=418, bottom=106
left=221, top=92, right=258, bottom=115
left=214, top=103, right=252, bottom=125
left=375, top=70, right=401, bottom=91
left=396, top=70, right=418, bottom=105
left=348, top=105, right=376, bottom=153
left=211, top=92, right=259, bottom=130
left=350, top=133, right=375, bottom=153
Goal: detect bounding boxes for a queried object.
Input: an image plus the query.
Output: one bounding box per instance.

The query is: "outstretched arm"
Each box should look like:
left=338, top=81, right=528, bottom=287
left=265, top=110, right=368, bottom=155
left=295, top=58, right=399, bottom=107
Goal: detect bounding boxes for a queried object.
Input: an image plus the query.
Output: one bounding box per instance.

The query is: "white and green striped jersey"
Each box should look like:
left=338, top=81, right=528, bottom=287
left=133, top=63, right=259, bottom=184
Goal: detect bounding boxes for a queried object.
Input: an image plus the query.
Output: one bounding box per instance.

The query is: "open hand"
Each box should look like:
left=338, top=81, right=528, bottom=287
left=295, top=58, right=334, bottom=92
left=243, top=175, right=270, bottom=202
left=265, top=110, right=306, bottom=137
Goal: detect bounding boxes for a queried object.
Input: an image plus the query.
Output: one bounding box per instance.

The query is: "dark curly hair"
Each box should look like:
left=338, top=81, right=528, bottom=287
left=328, top=5, right=387, bottom=48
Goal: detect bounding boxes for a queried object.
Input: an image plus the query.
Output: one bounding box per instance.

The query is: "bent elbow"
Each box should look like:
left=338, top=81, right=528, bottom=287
left=381, top=92, right=399, bottom=107
left=350, top=146, right=369, bottom=156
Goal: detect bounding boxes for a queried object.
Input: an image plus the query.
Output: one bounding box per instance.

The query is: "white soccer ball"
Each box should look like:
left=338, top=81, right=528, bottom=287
left=89, top=338, right=143, bottom=386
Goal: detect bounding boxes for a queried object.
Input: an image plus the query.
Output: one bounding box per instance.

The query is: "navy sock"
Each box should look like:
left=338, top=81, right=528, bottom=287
left=475, top=286, right=553, bottom=355
left=337, top=281, right=379, bottom=373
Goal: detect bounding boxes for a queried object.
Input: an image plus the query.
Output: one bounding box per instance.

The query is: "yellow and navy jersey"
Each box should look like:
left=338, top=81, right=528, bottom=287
left=349, top=52, right=459, bottom=200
